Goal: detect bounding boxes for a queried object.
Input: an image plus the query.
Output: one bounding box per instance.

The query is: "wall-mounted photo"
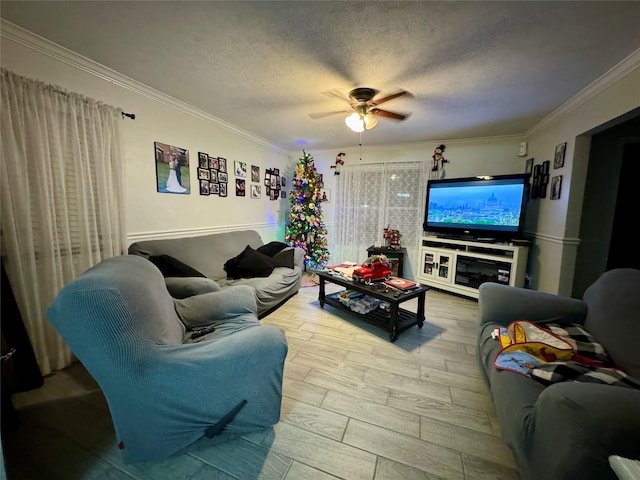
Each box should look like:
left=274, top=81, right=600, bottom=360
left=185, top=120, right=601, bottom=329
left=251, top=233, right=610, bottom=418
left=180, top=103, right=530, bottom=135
left=210, top=183, right=220, bottom=195
left=218, top=157, right=227, bottom=173
left=209, top=156, right=218, bottom=170
left=199, top=179, right=209, bottom=196
left=154, top=142, right=190, bottom=194
left=218, top=172, right=228, bottom=183
left=235, top=161, right=247, bottom=177
left=219, top=182, right=227, bottom=197
left=525, top=157, right=533, bottom=175
left=554, top=142, right=566, bottom=169
left=210, top=170, right=218, bottom=183
left=251, top=165, right=260, bottom=182
left=551, top=175, right=562, bottom=200
left=251, top=184, right=261, bottom=199
left=281, top=177, right=286, bottom=187
left=198, top=168, right=210, bottom=180
left=198, top=152, right=208, bottom=168
left=235, top=178, right=246, bottom=196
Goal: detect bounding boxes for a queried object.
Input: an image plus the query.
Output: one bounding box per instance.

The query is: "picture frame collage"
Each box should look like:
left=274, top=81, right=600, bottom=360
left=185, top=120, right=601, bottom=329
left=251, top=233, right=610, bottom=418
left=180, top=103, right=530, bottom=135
left=198, top=152, right=228, bottom=197
left=264, top=168, right=286, bottom=201
left=526, top=141, right=566, bottom=201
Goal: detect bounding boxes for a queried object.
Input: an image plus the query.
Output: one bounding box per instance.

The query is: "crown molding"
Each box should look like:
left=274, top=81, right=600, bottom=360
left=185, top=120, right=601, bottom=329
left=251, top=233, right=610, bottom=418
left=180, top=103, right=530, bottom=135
left=0, top=20, right=287, bottom=155
left=526, top=47, right=640, bottom=136
left=292, top=134, right=525, bottom=157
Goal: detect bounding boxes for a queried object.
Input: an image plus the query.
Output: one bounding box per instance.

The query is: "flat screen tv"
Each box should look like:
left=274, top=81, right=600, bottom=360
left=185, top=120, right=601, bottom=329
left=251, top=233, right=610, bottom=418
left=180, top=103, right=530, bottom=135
left=423, top=174, right=530, bottom=240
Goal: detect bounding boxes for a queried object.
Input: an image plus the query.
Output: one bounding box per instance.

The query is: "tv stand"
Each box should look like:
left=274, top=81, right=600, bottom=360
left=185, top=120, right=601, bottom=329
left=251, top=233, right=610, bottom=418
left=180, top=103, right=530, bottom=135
left=417, top=236, right=529, bottom=299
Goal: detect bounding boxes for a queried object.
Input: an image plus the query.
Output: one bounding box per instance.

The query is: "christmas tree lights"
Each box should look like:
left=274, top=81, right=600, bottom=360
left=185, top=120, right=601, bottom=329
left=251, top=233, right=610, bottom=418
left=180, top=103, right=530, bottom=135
left=285, top=150, right=330, bottom=269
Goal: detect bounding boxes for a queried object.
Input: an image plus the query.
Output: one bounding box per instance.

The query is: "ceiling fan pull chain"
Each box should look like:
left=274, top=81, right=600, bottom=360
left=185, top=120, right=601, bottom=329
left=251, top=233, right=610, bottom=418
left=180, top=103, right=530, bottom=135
left=359, top=133, right=363, bottom=161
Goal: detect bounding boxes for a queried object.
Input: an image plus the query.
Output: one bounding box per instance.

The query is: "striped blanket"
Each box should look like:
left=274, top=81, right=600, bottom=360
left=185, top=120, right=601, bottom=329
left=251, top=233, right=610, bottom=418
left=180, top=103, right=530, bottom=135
left=494, top=320, right=640, bottom=389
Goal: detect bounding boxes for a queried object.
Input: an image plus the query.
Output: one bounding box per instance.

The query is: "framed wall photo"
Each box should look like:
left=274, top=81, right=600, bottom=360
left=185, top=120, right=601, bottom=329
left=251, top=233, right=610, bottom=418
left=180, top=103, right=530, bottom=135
left=551, top=175, right=562, bottom=200
left=525, top=157, right=534, bottom=175
left=235, top=178, right=246, bottom=196
left=198, top=152, right=208, bottom=168
left=219, top=182, right=227, bottom=197
left=554, top=142, right=566, bottom=169
left=199, top=179, right=210, bottom=196
left=218, top=172, right=228, bottom=183
left=208, top=156, right=218, bottom=170
left=218, top=157, right=227, bottom=173
left=198, top=168, right=210, bottom=180
left=210, top=183, right=220, bottom=195
left=235, top=161, right=247, bottom=177
left=251, top=165, right=260, bottom=182
left=154, top=141, right=190, bottom=194
left=251, top=184, right=261, bottom=199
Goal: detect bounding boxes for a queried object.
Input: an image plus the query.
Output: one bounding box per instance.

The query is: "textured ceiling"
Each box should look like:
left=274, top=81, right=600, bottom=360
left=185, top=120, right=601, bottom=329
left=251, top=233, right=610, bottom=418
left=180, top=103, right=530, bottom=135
left=2, top=1, right=640, bottom=152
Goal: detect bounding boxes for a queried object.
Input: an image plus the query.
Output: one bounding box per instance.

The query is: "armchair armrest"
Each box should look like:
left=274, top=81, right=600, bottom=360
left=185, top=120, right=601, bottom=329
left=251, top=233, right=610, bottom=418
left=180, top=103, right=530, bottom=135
left=478, top=283, right=587, bottom=327
left=165, top=277, right=221, bottom=299
left=174, top=284, right=258, bottom=328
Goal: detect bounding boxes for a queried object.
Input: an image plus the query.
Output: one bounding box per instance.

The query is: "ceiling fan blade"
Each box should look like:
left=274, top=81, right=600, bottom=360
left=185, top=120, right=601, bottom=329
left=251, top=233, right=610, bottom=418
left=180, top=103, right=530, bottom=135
left=370, top=108, right=408, bottom=121
left=371, top=90, right=412, bottom=106
left=308, top=110, right=349, bottom=119
left=322, top=89, right=351, bottom=104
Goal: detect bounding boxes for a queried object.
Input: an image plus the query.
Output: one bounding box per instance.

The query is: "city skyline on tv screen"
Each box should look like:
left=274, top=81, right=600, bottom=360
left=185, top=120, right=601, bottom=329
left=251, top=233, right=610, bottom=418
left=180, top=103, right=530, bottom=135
left=427, top=183, right=525, bottom=229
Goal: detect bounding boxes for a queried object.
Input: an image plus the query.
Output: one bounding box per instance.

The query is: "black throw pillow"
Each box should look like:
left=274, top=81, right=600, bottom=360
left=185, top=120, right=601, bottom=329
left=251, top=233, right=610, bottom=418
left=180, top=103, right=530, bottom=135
left=224, top=245, right=276, bottom=279
left=272, top=248, right=295, bottom=268
left=148, top=255, right=206, bottom=278
left=256, top=241, right=288, bottom=257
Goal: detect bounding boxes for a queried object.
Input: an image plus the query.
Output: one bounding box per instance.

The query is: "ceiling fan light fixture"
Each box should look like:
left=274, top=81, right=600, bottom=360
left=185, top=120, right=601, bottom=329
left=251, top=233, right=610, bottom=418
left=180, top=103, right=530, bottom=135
left=345, top=112, right=364, bottom=132
left=364, top=112, right=378, bottom=130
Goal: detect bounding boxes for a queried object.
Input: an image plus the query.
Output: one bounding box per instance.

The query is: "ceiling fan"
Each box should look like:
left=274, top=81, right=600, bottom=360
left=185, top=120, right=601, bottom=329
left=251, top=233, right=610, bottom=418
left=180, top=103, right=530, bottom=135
left=309, top=87, right=412, bottom=132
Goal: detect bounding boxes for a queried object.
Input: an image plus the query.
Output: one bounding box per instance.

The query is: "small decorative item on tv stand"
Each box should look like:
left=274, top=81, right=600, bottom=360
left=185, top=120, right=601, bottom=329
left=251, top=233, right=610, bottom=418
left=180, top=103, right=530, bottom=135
left=383, top=226, right=401, bottom=249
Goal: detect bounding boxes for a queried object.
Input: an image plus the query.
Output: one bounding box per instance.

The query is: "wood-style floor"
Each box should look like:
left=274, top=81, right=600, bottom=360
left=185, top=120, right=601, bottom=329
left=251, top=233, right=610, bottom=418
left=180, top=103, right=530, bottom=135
left=1, top=282, right=520, bottom=480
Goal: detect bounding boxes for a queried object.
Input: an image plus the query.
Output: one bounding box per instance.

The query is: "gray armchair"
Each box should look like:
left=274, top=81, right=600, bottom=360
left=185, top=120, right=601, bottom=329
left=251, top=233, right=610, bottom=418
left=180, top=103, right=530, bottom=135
left=477, top=268, right=640, bottom=480
left=46, top=255, right=288, bottom=463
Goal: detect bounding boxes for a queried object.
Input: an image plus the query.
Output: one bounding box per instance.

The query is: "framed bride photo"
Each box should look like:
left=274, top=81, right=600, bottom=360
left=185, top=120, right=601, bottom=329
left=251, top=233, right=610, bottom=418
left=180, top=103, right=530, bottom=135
left=154, top=142, right=190, bottom=194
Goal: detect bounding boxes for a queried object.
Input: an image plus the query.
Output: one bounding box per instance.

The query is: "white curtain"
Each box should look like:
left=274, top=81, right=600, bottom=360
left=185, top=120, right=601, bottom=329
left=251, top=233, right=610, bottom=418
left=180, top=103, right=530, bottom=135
left=0, top=69, right=126, bottom=375
left=334, top=161, right=429, bottom=279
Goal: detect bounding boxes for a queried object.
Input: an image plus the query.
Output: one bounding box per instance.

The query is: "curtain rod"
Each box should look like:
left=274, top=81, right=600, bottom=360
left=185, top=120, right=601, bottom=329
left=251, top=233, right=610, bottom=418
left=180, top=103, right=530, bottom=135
left=121, top=112, right=136, bottom=120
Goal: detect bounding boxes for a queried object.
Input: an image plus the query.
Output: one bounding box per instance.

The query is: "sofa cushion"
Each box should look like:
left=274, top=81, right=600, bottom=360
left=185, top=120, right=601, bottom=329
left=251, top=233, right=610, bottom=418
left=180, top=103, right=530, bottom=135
left=224, top=245, right=275, bottom=279
left=148, top=254, right=205, bottom=278
left=272, top=248, right=295, bottom=268
left=257, top=241, right=288, bottom=257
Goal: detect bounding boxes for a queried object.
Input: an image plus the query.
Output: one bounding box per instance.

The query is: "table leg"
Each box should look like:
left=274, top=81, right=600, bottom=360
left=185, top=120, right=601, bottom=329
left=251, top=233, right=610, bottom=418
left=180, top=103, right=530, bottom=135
left=319, top=276, right=326, bottom=308
left=416, top=290, right=426, bottom=328
left=389, top=303, right=399, bottom=342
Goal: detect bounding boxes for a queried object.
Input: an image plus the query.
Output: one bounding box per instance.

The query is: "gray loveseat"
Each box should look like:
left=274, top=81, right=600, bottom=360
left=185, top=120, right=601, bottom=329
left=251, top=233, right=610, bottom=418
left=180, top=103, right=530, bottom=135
left=128, top=230, right=304, bottom=318
left=477, top=268, right=640, bottom=480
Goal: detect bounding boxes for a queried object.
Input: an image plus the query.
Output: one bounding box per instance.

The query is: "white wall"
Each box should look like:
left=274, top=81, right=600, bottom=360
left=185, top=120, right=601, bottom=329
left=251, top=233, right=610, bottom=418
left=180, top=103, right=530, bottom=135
left=524, top=53, right=640, bottom=295
left=1, top=23, right=293, bottom=246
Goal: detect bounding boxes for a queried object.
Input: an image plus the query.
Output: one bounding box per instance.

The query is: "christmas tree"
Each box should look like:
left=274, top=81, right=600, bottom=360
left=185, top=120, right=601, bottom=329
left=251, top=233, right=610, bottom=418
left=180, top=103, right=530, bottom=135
left=285, top=150, right=330, bottom=269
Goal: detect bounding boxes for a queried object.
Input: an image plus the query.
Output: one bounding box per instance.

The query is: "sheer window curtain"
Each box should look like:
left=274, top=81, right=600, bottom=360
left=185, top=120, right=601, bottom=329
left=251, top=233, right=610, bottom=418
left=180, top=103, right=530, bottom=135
left=334, top=161, right=429, bottom=279
left=0, top=69, right=126, bottom=375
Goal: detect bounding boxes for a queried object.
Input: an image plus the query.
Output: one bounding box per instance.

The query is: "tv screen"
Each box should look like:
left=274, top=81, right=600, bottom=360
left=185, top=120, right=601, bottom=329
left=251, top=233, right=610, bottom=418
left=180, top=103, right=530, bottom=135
left=423, top=174, right=529, bottom=239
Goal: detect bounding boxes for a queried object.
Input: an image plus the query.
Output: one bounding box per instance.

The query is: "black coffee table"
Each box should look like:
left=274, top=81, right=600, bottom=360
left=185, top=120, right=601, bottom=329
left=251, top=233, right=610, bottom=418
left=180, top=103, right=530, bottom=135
left=316, top=270, right=429, bottom=342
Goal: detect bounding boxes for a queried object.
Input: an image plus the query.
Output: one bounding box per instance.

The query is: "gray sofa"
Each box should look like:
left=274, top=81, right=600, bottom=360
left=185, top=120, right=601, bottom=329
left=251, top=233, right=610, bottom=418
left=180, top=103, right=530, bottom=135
left=46, top=255, right=288, bottom=463
left=128, top=230, right=304, bottom=318
left=477, top=268, right=640, bottom=480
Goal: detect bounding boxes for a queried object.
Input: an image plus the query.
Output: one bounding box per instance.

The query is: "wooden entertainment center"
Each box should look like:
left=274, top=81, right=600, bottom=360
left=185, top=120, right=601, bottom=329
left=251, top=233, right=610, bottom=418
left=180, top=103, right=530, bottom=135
left=416, top=235, right=530, bottom=299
